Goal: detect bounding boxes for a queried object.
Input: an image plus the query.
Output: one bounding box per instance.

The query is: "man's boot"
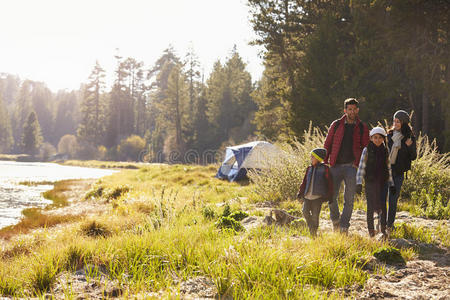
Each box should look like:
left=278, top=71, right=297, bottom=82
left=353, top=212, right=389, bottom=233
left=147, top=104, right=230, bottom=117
left=332, top=220, right=340, bottom=232
left=368, top=229, right=376, bottom=237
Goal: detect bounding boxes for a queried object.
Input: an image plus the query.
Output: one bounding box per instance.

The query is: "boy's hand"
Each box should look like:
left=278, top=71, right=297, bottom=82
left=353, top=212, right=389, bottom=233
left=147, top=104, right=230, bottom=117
left=356, top=184, right=362, bottom=195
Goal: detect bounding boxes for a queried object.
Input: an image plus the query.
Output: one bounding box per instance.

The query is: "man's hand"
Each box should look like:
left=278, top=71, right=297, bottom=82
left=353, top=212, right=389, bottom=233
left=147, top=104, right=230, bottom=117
left=356, top=184, right=363, bottom=195
left=389, top=185, right=396, bottom=196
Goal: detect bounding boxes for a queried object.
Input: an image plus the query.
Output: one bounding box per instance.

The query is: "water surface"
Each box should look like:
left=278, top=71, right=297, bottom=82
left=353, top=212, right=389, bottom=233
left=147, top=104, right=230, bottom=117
left=0, top=161, right=115, bottom=228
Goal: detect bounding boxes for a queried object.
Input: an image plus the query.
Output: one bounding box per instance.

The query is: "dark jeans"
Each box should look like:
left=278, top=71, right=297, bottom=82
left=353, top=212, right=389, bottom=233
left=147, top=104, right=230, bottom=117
left=365, top=181, right=388, bottom=230
left=329, top=164, right=357, bottom=229
left=302, top=199, right=323, bottom=236
left=387, top=173, right=404, bottom=227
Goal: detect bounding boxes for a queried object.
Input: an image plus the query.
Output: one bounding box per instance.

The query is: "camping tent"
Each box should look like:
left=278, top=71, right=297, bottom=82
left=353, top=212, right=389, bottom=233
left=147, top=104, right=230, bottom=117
left=216, top=141, right=281, bottom=181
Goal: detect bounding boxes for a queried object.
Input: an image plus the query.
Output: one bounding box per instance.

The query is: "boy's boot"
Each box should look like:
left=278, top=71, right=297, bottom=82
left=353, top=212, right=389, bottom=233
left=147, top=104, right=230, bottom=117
left=368, top=229, right=376, bottom=238
left=380, top=225, right=388, bottom=240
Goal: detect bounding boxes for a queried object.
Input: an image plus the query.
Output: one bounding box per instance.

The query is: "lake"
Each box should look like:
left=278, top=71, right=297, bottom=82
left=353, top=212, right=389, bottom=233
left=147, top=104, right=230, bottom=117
left=0, top=161, right=116, bottom=228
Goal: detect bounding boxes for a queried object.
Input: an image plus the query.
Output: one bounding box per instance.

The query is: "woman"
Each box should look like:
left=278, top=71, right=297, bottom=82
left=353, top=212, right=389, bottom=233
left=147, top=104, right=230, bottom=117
left=386, top=110, right=417, bottom=230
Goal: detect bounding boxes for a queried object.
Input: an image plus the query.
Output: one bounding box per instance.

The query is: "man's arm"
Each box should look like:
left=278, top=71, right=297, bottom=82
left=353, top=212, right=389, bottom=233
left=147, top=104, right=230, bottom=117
left=324, top=121, right=336, bottom=164
left=361, top=123, right=370, bottom=148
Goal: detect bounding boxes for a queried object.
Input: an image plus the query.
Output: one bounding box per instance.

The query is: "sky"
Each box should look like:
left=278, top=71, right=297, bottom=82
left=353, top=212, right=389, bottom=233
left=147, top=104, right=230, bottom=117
left=0, top=0, right=264, bottom=92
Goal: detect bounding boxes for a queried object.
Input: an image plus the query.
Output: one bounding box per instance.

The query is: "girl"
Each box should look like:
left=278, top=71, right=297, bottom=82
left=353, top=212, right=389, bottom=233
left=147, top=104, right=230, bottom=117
left=356, top=127, right=395, bottom=238
left=387, top=110, right=417, bottom=230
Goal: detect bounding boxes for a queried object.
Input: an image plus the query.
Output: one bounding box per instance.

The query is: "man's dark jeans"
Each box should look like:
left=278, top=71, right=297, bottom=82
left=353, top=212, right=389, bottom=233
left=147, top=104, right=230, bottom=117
left=387, top=173, right=404, bottom=228
left=329, top=164, right=357, bottom=229
left=302, top=199, right=323, bottom=236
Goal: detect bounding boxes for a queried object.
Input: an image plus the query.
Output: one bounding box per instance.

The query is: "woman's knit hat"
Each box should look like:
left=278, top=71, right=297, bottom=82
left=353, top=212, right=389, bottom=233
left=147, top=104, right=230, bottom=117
left=311, top=148, right=327, bottom=162
left=394, top=110, right=410, bottom=124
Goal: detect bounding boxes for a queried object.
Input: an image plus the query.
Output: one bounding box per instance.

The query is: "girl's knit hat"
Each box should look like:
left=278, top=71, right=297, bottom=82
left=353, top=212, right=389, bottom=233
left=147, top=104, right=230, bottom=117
left=311, top=148, right=327, bottom=162
left=393, top=110, right=410, bottom=124
left=370, top=127, right=387, bottom=137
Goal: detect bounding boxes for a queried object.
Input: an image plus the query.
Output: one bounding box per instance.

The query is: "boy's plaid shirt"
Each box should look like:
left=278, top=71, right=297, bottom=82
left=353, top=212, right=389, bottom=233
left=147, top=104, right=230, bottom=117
left=356, top=147, right=394, bottom=186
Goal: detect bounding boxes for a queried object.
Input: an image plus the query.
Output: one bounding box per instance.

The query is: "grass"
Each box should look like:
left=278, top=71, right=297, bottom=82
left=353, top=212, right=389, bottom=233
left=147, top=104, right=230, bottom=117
left=0, top=180, right=85, bottom=240
left=0, top=162, right=447, bottom=298
left=60, top=160, right=144, bottom=169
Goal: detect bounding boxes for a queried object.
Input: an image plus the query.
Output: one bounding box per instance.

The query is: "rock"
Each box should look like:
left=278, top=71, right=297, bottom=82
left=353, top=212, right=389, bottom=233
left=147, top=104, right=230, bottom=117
left=390, top=238, right=415, bottom=249
left=179, top=276, right=217, bottom=298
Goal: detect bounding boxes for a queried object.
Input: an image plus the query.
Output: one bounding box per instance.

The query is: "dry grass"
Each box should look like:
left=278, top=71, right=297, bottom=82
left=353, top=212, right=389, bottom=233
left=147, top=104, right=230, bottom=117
left=0, top=208, right=80, bottom=240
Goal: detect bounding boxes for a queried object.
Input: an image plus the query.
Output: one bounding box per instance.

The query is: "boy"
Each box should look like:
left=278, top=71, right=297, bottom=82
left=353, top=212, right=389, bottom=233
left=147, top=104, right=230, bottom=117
left=356, top=127, right=395, bottom=238
left=297, top=148, right=333, bottom=236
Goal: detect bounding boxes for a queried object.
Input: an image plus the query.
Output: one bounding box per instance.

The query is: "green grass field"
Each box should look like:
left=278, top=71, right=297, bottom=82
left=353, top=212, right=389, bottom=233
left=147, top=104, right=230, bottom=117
left=0, top=163, right=446, bottom=298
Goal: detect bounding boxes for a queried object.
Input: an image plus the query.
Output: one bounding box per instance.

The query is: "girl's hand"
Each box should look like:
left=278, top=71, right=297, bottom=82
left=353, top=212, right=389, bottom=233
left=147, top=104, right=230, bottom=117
left=405, top=138, right=413, bottom=146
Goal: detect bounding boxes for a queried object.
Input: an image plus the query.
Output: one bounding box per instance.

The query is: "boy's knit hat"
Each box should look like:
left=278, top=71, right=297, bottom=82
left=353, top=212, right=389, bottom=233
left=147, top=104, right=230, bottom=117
left=311, top=148, right=327, bottom=162
left=370, top=126, right=387, bottom=137
left=393, top=110, right=410, bottom=124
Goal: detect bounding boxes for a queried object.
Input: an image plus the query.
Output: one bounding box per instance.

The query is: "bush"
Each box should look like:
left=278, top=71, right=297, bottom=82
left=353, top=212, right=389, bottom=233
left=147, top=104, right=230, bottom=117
left=57, top=134, right=78, bottom=158
left=202, top=206, right=216, bottom=220
left=215, top=216, right=244, bottom=232
left=373, top=246, right=405, bottom=265
left=40, top=143, right=57, bottom=161
left=228, top=211, right=249, bottom=221
left=248, top=123, right=325, bottom=202
left=118, top=135, right=146, bottom=161
left=412, top=184, right=450, bottom=219
left=402, top=134, right=450, bottom=201
left=80, top=220, right=111, bottom=238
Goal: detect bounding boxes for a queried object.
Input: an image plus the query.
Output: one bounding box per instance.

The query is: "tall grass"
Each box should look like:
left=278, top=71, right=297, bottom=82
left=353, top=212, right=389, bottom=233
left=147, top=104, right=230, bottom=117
left=249, top=123, right=326, bottom=202
left=401, top=134, right=450, bottom=219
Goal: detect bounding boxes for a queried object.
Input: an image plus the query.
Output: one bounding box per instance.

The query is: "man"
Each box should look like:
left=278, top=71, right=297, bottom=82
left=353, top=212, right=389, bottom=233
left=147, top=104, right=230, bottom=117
left=324, top=98, right=369, bottom=233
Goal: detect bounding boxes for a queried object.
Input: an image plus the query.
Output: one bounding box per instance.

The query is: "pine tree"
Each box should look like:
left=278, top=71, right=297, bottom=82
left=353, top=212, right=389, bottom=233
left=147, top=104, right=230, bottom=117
left=0, top=93, right=13, bottom=153
left=22, top=111, right=42, bottom=155
left=78, top=61, right=106, bottom=145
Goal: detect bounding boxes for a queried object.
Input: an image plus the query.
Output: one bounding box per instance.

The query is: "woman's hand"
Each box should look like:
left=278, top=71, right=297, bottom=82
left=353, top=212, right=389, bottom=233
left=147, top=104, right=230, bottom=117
left=405, top=138, right=413, bottom=146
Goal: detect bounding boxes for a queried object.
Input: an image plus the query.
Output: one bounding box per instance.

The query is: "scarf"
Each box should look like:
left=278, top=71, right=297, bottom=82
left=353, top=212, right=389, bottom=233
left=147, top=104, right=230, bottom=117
left=389, top=130, right=403, bottom=164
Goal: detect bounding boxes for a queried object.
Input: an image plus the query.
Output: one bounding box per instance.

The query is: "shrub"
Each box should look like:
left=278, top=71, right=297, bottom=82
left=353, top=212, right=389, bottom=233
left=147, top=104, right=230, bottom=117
left=57, top=134, right=78, bottom=158
left=80, top=220, right=111, bottom=238
left=248, top=123, right=325, bottom=202
left=402, top=134, right=450, bottom=201
left=412, top=184, right=450, bottom=219
left=106, top=185, right=130, bottom=200
left=222, top=204, right=231, bottom=217
left=373, top=246, right=405, bottom=265
left=118, top=135, right=146, bottom=161
left=228, top=211, right=249, bottom=221
left=215, top=216, right=244, bottom=231
left=202, top=206, right=216, bottom=220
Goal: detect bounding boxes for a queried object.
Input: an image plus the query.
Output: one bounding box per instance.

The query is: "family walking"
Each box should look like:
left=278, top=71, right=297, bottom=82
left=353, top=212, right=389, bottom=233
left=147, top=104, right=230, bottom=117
left=297, top=98, right=417, bottom=238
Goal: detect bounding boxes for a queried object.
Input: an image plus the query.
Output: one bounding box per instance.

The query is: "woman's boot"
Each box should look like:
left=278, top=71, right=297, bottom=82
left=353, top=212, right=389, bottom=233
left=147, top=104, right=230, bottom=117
left=368, top=229, right=376, bottom=238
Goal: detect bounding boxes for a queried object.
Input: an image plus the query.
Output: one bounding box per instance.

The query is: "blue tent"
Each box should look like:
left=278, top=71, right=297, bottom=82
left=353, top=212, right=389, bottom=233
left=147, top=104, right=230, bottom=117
left=216, top=141, right=280, bottom=181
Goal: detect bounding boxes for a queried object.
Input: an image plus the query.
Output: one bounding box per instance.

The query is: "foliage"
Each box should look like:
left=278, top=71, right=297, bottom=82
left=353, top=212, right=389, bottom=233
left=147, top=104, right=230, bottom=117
left=373, top=247, right=405, bottom=265
left=117, top=135, right=146, bottom=161
left=57, top=134, right=78, bottom=158
left=249, top=124, right=326, bottom=202
left=21, top=111, right=42, bottom=155
left=215, top=216, right=244, bottom=232
left=402, top=134, right=450, bottom=201
left=248, top=0, right=449, bottom=151
left=80, top=220, right=112, bottom=238
left=228, top=211, right=249, bottom=222
left=411, top=185, right=450, bottom=220
left=202, top=206, right=216, bottom=220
